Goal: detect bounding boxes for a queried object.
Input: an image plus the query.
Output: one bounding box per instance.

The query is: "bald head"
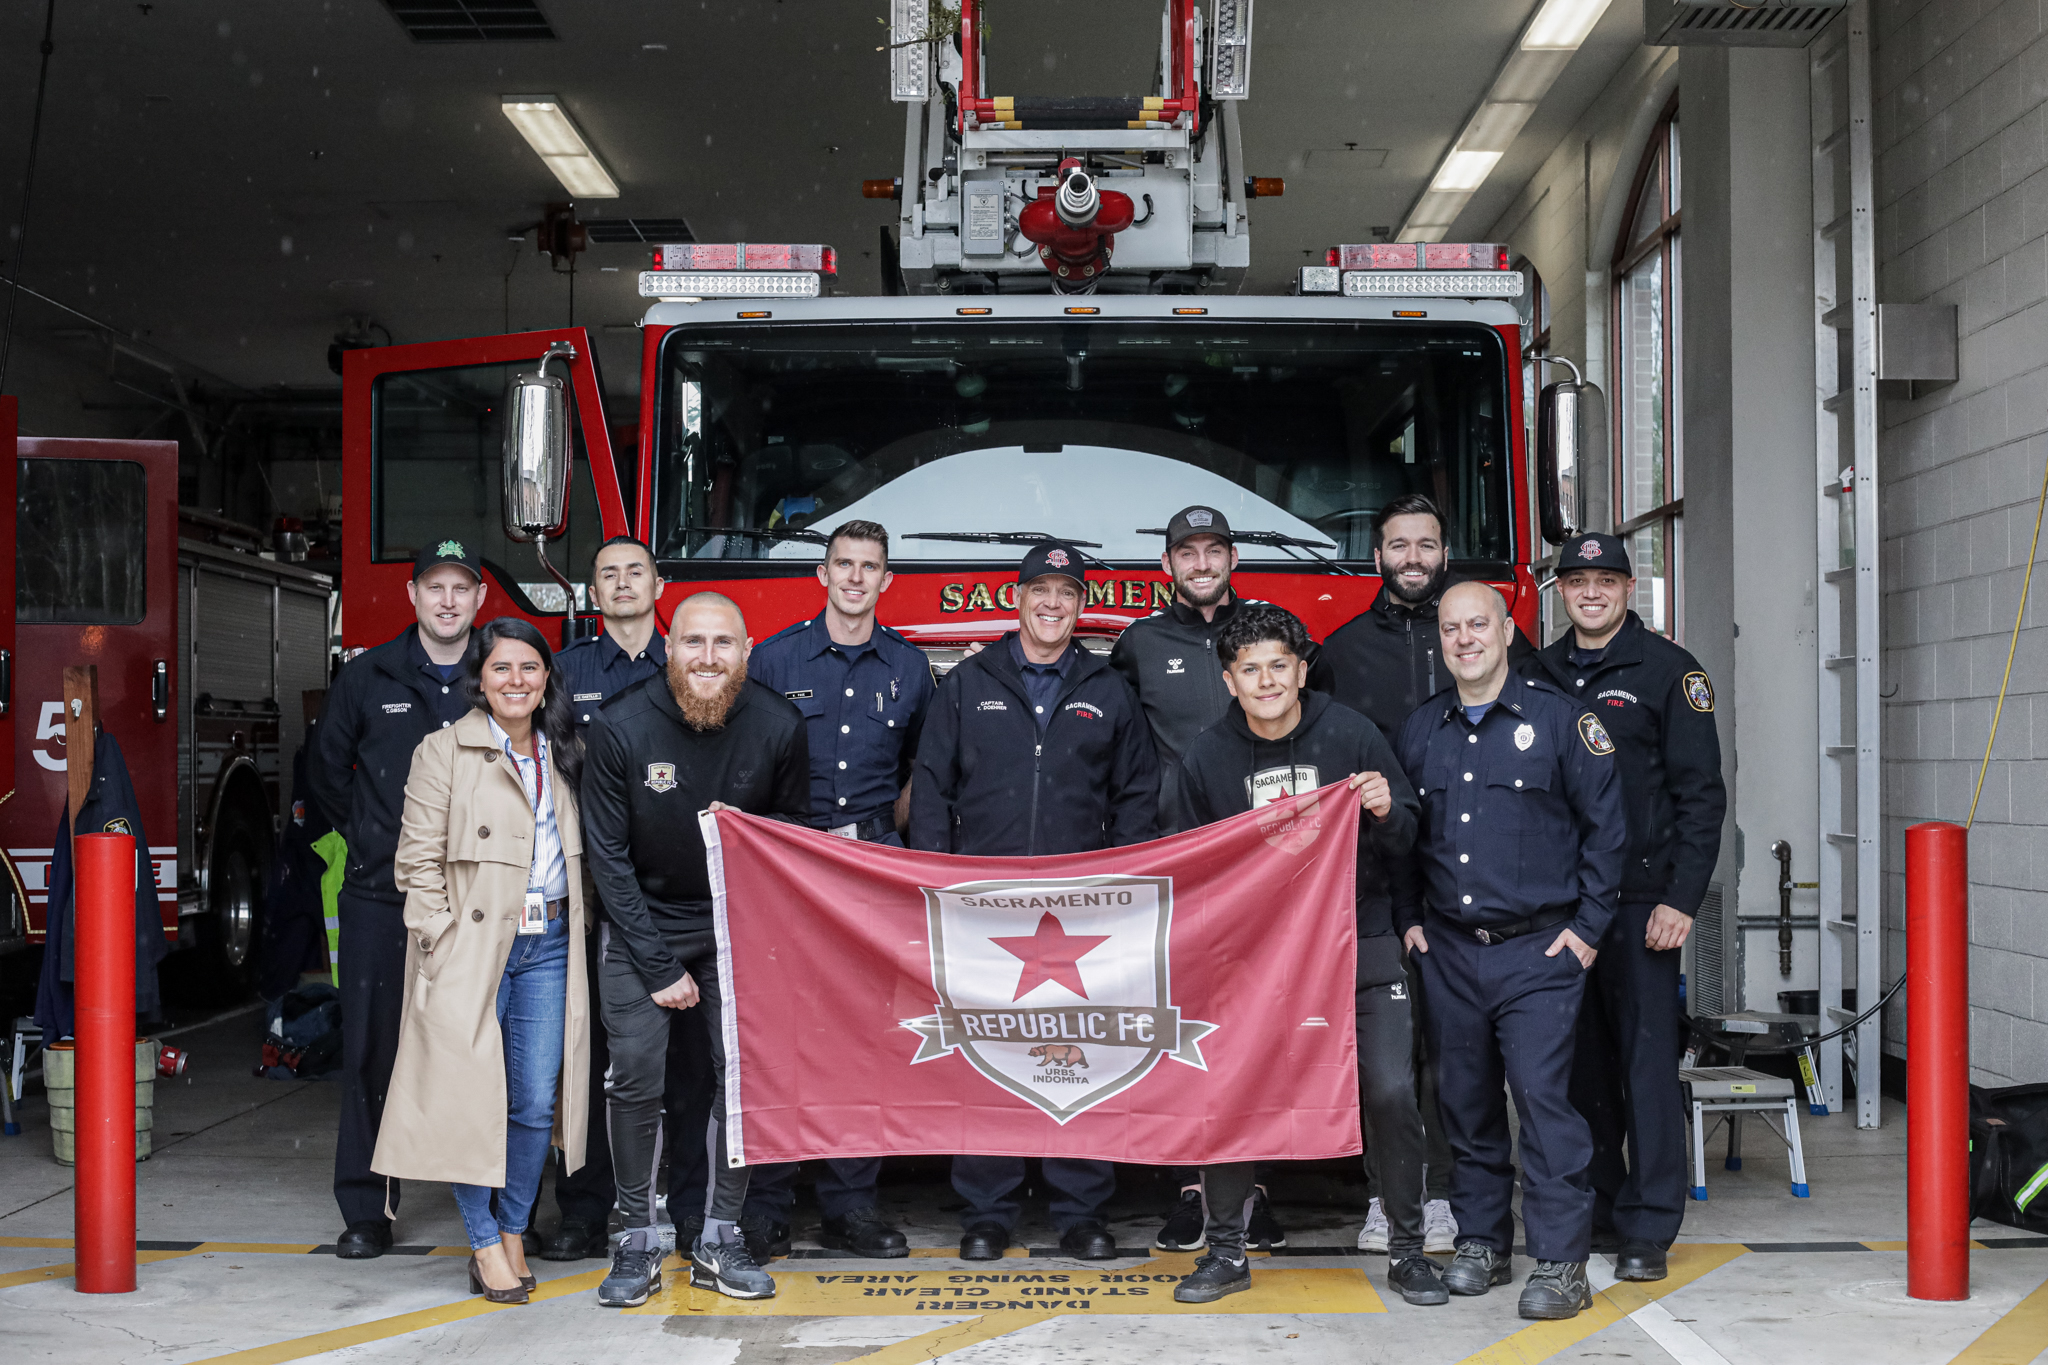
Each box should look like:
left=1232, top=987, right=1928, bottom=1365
left=1438, top=579, right=1516, bottom=704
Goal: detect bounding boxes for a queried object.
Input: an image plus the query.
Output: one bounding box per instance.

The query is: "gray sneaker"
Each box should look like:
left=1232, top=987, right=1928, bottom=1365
left=596, top=1242, right=663, bottom=1307
left=1441, top=1242, right=1513, bottom=1296
left=1517, top=1259, right=1592, bottom=1320
left=691, top=1234, right=777, bottom=1300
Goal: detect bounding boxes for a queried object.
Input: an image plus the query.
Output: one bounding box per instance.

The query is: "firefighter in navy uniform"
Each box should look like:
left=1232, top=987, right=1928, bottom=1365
left=308, top=538, right=487, bottom=1258
left=541, top=535, right=669, bottom=1263
left=1517, top=532, right=1726, bottom=1283
left=909, top=540, right=1159, bottom=1261
left=743, top=519, right=933, bottom=1259
left=1395, top=581, right=1625, bottom=1322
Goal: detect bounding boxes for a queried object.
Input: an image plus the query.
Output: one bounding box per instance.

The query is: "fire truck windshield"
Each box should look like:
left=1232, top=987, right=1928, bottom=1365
left=653, top=320, right=1511, bottom=564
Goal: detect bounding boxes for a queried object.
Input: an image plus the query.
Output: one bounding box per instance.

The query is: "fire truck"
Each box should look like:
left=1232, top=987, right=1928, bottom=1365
left=0, top=397, right=334, bottom=998
left=334, top=2, right=1592, bottom=666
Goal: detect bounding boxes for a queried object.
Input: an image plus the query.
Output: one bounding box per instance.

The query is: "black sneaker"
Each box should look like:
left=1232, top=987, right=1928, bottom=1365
left=738, top=1213, right=791, bottom=1263
left=820, top=1206, right=910, bottom=1258
left=1154, top=1187, right=1206, bottom=1251
left=1173, top=1253, right=1251, bottom=1303
left=1517, top=1260, right=1592, bottom=1320
left=677, top=1212, right=705, bottom=1251
left=691, top=1235, right=777, bottom=1300
left=596, top=1242, right=664, bottom=1307
left=1388, top=1254, right=1450, bottom=1306
left=1246, top=1187, right=1287, bottom=1250
left=1441, top=1242, right=1513, bottom=1296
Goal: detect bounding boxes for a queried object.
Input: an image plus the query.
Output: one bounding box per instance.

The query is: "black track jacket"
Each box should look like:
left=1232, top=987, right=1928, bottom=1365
left=582, top=674, right=809, bottom=991
left=1177, top=691, right=1419, bottom=988
left=908, top=635, right=1158, bottom=856
left=308, top=628, right=473, bottom=903
left=1109, top=593, right=1266, bottom=834
left=1309, top=582, right=1534, bottom=740
left=1518, top=611, right=1726, bottom=917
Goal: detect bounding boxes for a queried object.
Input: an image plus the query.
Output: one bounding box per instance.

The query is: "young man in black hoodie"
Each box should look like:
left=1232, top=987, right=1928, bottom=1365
left=1170, top=606, right=1446, bottom=1308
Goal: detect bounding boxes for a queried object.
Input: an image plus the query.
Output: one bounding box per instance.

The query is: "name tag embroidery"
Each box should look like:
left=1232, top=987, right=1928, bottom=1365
left=381, top=702, right=412, bottom=715
left=573, top=692, right=603, bottom=702
left=783, top=689, right=814, bottom=700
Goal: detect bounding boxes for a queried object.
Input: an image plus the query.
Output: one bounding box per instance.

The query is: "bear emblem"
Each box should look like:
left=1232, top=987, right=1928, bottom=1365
left=1029, top=1044, right=1089, bottom=1069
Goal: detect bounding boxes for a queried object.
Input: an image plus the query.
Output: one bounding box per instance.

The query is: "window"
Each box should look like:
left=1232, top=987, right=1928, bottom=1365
left=654, top=321, right=1515, bottom=566
left=372, top=361, right=606, bottom=610
left=1517, top=261, right=1565, bottom=642
left=1613, top=106, right=1682, bottom=638
left=16, top=458, right=147, bottom=624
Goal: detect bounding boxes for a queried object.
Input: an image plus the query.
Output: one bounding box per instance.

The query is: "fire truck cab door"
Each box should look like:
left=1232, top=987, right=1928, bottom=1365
left=10, top=431, right=181, bottom=942
left=0, top=400, right=17, bottom=942
left=340, top=328, right=628, bottom=651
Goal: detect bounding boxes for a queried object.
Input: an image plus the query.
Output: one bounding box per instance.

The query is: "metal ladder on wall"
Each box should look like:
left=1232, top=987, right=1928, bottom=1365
left=1809, top=1, right=1883, bottom=1129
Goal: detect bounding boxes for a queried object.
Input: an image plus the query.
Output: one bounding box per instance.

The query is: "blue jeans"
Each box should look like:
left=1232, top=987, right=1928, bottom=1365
left=453, top=915, right=570, bottom=1251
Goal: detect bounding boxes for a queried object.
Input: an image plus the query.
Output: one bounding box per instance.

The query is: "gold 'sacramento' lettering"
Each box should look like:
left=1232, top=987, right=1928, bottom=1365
left=1086, top=581, right=1117, bottom=608
left=1152, top=580, right=1175, bottom=608
left=965, top=583, right=996, bottom=611
left=1122, top=581, right=1147, bottom=607
left=998, top=582, right=1020, bottom=609
left=940, top=584, right=965, bottom=612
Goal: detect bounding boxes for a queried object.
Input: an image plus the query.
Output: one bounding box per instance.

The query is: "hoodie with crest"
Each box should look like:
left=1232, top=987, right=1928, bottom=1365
left=1176, top=690, right=1419, bottom=988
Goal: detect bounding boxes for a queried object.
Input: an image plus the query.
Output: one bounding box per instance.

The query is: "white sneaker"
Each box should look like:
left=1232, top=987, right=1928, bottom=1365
left=1423, top=1199, right=1458, bottom=1254
left=1356, top=1197, right=1389, bottom=1253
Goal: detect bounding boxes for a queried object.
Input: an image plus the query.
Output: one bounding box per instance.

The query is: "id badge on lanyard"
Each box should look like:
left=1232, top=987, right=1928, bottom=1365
left=519, top=890, right=549, bottom=936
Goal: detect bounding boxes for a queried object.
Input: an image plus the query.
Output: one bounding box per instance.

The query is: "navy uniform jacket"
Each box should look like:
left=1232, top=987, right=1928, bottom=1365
left=557, top=627, right=668, bottom=729
left=748, top=611, right=934, bottom=829
left=908, top=634, right=1158, bottom=856
left=308, top=628, right=473, bottom=903
left=1393, top=677, right=1627, bottom=945
left=1518, top=611, right=1726, bottom=916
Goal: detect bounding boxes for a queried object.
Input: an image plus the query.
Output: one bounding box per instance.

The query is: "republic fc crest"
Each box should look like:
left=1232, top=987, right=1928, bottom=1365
left=902, top=875, right=1216, bottom=1123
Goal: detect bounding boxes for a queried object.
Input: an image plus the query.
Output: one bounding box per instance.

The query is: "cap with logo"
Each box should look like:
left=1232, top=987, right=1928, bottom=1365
left=413, top=537, right=484, bottom=582
left=1556, top=532, right=1631, bottom=575
left=1165, top=504, right=1234, bottom=549
left=1018, top=540, right=1088, bottom=587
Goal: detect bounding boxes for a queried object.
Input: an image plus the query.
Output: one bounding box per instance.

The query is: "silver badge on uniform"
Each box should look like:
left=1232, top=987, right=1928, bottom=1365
left=1514, top=723, right=1535, bottom=751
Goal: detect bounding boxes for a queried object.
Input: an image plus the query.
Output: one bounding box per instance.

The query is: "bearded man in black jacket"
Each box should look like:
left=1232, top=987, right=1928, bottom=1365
left=1169, top=605, right=1444, bottom=1309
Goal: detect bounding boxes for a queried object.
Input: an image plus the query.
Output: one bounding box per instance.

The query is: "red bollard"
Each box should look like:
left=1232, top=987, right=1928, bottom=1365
left=1906, top=821, right=1969, bottom=1301
left=73, top=832, right=137, bottom=1295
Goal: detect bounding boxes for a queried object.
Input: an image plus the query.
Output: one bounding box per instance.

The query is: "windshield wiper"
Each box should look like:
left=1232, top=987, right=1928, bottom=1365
left=687, top=525, right=830, bottom=545
left=904, top=530, right=1113, bottom=573
left=1135, top=527, right=1355, bottom=577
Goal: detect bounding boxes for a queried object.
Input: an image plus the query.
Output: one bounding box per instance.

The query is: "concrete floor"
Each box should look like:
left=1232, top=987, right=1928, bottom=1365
left=3, top=1009, right=2044, bottom=1365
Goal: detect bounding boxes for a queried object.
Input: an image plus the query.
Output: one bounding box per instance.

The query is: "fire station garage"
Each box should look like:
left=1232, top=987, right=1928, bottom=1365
left=3, top=0, right=2048, bottom=1361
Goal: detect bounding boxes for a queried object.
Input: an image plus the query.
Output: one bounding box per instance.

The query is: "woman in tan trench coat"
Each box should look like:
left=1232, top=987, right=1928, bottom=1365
left=372, top=617, right=591, bottom=1304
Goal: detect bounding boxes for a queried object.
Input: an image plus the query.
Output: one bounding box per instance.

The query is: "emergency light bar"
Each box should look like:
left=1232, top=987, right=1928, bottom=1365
left=1298, top=241, right=1521, bottom=298
left=653, top=243, right=836, bottom=274
left=638, top=272, right=821, bottom=299
left=1325, top=243, right=1509, bottom=270
left=1210, top=0, right=1255, bottom=99
left=1339, top=271, right=1524, bottom=298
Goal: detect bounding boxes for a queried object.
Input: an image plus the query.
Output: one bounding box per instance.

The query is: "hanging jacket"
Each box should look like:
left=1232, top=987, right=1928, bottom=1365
left=1177, top=691, right=1419, bottom=988
left=908, top=634, right=1158, bottom=857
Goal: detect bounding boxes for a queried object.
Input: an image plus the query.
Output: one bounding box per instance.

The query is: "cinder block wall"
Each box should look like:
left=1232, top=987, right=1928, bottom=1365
left=1875, top=0, right=2048, bottom=1085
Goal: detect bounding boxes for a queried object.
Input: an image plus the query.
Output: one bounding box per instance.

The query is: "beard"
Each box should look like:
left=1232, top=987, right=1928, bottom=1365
left=667, top=654, right=748, bottom=730
left=1384, top=556, right=1450, bottom=607
left=1174, top=567, right=1231, bottom=610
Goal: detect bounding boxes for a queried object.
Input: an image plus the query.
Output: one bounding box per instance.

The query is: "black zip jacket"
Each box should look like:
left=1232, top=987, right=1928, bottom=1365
left=1177, top=691, right=1419, bottom=988
left=308, top=628, right=474, bottom=903
left=1109, top=593, right=1266, bottom=834
left=908, top=635, right=1158, bottom=856
left=582, top=675, right=810, bottom=992
left=1309, top=582, right=1534, bottom=740
left=1517, top=611, right=1726, bottom=916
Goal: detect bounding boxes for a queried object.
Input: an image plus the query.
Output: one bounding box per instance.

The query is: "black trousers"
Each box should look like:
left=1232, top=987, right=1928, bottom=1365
left=1416, top=918, right=1594, bottom=1263
left=1364, top=955, right=1452, bottom=1203
left=333, top=890, right=407, bottom=1227
left=553, top=926, right=616, bottom=1228
left=1356, top=978, right=1428, bottom=1257
left=1569, top=901, right=1688, bottom=1248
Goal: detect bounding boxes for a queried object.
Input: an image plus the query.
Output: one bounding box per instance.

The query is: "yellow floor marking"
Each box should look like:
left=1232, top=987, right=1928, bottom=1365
left=0, top=1236, right=76, bottom=1249
left=631, top=1250, right=1384, bottom=1320
left=1948, top=1265, right=2048, bottom=1365
left=193, top=1242, right=322, bottom=1255
left=0, top=1249, right=201, bottom=1289
left=841, top=1312, right=1044, bottom=1362
left=180, top=1265, right=610, bottom=1365
left=1450, top=1242, right=1747, bottom=1365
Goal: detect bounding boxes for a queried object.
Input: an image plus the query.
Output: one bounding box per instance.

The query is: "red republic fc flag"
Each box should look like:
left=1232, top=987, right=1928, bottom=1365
left=700, top=783, right=1364, bottom=1167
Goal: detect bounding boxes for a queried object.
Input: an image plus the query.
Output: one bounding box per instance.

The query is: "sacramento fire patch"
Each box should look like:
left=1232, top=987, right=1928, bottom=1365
left=1683, top=671, right=1715, bottom=713
left=902, top=875, right=1216, bottom=1123
left=1578, top=714, right=1616, bottom=756
left=644, top=762, right=678, bottom=793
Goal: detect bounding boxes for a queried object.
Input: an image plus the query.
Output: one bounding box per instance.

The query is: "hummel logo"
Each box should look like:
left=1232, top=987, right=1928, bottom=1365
left=1166, top=658, right=1185, bottom=674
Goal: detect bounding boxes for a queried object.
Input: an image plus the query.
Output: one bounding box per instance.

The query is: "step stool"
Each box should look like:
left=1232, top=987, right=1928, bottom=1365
left=1681, top=1066, right=1810, bottom=1200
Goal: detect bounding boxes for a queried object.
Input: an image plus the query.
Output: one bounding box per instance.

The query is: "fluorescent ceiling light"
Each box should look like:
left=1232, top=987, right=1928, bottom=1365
left=501, top=96, right=620, bottom=199
left=1431, top=150, right=1503, bottom=193
left=1522, top=0, right=1611, bottom=50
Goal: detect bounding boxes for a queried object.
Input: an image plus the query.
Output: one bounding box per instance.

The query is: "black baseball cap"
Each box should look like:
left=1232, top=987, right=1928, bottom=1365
left=413, top=536, right=484, bottom=582
left=1018, top=540, right=1087, bottom=586
left=1165, top=505, right=1234, bottom=549
left=1556, top=532, right=1631, bottom=575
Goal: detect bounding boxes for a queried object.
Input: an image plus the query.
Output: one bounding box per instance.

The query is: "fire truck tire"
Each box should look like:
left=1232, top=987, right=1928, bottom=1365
left=193, top=807, right=267, bottom=1001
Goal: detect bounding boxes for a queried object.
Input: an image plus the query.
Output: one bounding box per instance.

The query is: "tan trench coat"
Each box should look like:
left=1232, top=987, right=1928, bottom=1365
left=370, top=709, right=591, bottom=1187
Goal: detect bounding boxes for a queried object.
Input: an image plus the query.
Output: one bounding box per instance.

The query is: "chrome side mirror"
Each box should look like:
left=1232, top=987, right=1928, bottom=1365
left=503, top=341, right=576, bottom=543
left=1536, top=357, right=1603, bottom=548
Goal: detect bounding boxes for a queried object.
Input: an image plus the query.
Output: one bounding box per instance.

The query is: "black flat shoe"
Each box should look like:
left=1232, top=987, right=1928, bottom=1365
left=334, top=1222, right=392, bottom=1260
left=1058, top=1221, right=1118, bottom=1260
left=960, top=1221, right=1009, bottom=1260
left=1615, top=1241, right=1668, bottom=1281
